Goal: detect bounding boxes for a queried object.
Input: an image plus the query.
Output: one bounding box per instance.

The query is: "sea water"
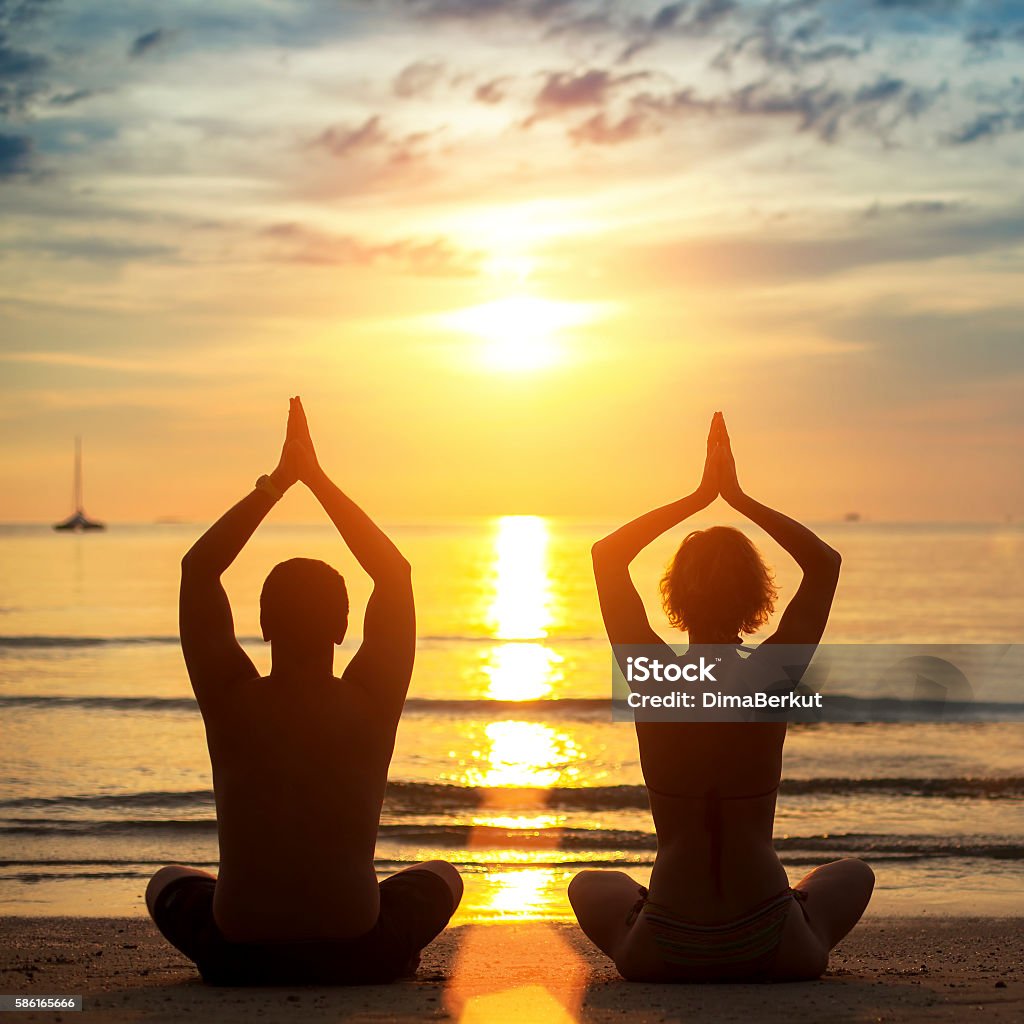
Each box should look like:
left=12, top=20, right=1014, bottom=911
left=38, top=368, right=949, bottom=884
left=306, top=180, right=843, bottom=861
left=1, top=519, right=1022, bottom=920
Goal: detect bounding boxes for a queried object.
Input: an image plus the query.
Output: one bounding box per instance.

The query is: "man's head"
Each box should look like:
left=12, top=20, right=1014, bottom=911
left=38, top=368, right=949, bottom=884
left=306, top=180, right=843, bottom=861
left=260, top=557, right=349, bottom=647
left=660, top=526, right=777, bottom=641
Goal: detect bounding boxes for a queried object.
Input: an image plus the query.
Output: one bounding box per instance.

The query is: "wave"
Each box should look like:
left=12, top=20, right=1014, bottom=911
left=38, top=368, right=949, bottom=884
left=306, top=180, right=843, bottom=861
left=2, top=776, right=1022, bottom=819
left=6, top=690, right=1024, bottom=725
left=1, top=819, right=1020, bottom=861
left=0, top=694, right=612, bottom=717
left=0, top=634, right=602, bottom=650
left=0, top=635, right=186, bottom=649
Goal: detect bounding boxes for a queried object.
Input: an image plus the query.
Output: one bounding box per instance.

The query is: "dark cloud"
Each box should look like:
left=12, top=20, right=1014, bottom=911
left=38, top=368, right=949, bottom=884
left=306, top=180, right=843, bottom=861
left=549, top=72, right=943, bottom=146
left=0, top=1, right=55, bottom=27
left=48, top=87, right=93, bottom=106
left=0, top=130, right=33, bottom=176
left=399, top=0, right=578, bottom=23
left=948, top=108, right=1024, bottom=145
left=711, top=4, right=863, bottom=73
left=870, top=0, right=961, bottom=10
left=620, top=0, right=740, bottom=61
left=129, top=28, right=170, bottom=59
left=0, top=32, right=48, bottom=114
left=861, top=199, right=960, bottom=219
left=261, top=221, right=481, bottom=277
left=393, top=59, right=446, bottom=98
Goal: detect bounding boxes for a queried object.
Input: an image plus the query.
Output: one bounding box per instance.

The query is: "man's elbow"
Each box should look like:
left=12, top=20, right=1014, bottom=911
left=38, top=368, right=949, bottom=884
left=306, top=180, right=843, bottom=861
left=180, top=549, right=214, bottom=577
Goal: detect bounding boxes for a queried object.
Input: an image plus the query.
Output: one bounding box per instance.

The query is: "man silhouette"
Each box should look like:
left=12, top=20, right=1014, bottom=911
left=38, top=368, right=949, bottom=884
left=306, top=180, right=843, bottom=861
left=146, top=397, right=462, bottom=984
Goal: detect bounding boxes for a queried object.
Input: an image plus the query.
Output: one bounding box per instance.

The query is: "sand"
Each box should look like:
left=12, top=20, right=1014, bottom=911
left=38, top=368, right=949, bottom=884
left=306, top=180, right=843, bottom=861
left=1, top=917, right=1021, bottom=1023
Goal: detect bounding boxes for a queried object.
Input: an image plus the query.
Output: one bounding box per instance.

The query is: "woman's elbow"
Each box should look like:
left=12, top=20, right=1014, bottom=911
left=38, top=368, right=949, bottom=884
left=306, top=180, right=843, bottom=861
left=822, top=545, right=842, bottom=577
left=591, top=538, right=615, bottom=567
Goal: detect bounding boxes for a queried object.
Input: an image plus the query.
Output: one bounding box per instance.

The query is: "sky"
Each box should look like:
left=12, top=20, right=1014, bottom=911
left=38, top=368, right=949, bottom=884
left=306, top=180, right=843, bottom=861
left=1, top=0, right=1023, bottom=522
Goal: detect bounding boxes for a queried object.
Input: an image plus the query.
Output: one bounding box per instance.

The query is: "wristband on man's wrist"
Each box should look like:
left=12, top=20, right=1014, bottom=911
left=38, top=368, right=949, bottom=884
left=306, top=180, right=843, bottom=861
left=255, top=474, right=284, bottom=501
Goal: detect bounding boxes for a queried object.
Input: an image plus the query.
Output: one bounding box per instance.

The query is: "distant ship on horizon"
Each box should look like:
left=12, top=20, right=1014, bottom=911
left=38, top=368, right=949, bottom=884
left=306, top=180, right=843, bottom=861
left=53, top=436, right=105, bottom=532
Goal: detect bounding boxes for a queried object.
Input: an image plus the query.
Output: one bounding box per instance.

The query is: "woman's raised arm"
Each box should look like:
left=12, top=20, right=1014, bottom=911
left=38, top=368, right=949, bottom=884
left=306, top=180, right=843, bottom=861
left=592, top=413, right=723, bottom=647
left=715, top=417, right=841, bottom=646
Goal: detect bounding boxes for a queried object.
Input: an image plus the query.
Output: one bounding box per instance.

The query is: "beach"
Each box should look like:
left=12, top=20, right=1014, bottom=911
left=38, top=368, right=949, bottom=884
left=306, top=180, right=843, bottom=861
left=2, top=521, right=1023, bottom=1019
left=2, top=916, right=1022, bottom=1023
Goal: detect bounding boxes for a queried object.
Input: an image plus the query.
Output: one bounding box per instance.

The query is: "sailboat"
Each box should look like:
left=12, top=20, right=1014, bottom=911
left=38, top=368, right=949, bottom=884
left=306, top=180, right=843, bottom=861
left=53, top=436, right=105, bottom=532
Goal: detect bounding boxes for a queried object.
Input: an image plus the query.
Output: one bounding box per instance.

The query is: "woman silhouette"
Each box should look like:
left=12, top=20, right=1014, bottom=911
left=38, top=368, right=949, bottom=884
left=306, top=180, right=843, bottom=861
left=569, top=412, right=873, bottom=982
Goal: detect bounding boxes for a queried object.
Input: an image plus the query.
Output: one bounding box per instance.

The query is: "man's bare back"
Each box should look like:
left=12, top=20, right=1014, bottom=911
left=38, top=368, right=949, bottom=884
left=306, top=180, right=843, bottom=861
left=207, top=676, right=394, bottom=941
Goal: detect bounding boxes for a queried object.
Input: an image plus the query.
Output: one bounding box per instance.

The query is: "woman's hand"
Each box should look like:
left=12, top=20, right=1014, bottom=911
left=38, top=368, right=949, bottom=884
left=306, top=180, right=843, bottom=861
left=713, top=414, right=743, bottom=506
left=695, top=411, right=726, bottom=506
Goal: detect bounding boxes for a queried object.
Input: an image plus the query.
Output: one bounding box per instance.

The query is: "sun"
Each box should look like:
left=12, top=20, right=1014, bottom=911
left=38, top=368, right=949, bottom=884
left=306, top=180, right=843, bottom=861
left=441, top=294, right=602, bottom=372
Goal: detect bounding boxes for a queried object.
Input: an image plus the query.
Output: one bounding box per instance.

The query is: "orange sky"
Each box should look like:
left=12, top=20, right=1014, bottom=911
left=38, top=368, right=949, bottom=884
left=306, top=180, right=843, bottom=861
left=1, top=1, right=1022, bottom=522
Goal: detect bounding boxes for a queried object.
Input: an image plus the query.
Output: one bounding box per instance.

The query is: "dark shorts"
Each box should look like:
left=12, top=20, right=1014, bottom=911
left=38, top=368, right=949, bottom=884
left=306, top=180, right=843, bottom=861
left=151, top=869, right=456, bottom=986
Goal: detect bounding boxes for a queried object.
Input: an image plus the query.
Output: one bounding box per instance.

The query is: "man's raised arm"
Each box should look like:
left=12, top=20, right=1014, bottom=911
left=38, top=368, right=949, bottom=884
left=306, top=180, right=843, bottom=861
left=291, top=399, right=414, bottom=709
left=179, top=403, right=301, bottom=703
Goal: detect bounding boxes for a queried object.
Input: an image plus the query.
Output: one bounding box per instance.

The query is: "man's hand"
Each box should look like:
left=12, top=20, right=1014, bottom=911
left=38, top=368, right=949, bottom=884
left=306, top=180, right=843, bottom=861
left=287, top=396, right=322, bottom=485
left=268, top=397, right=308, bottom=492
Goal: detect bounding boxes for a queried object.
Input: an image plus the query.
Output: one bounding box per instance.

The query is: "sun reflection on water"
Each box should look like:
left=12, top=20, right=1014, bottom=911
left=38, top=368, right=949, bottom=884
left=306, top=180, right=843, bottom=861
left=488, top=515, right=552, bottom=642
left=467, top=720, right=582, bottom=789
left=463, top=515, right=583, bottom=926
left=484, top=642, right=563, bottom=702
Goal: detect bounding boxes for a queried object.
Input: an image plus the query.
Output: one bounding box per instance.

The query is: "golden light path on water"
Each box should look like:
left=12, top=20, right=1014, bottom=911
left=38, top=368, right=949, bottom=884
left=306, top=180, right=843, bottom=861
left=450, top=516, right=587, bottom=1023
left=466, top=516, right=581, bottom=920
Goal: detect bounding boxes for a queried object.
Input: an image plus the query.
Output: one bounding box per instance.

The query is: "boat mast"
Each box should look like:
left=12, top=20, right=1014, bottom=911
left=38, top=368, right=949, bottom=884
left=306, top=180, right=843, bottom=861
left=74, top=435, right=83, bottom=513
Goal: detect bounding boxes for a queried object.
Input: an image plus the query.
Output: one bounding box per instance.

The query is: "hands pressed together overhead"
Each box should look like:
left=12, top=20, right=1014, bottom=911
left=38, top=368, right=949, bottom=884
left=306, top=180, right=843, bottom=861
left=271, top=396, right=322, bottom=493
left=697, top=411, right=743, bottom=508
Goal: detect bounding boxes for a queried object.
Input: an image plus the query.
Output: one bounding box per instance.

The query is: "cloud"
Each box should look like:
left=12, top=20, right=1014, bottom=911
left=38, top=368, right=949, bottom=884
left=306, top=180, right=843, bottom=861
left=827, top=306, right=1024, bottom=391
left=619, top=0, right=740, bottom=61
left=543, top=70, right=944, bottom=146
left=393, top=59, right=446, bottom=98
left=48, top=87, right=94, bottom=107
left=0, top=32, right=48, bottom=114
left=2, top=233, right=175, bottom=261
left=260, top=222, right=482, bottom=277
left=948, top=106, right=1024, bottom=145
left=569, top=109, right=655, bottom=145
left=861, top=198, right=960, bottom=219
left=474, top=76, right=509, bottom=104
left=0, top=1, right=56, bottom=28
left=398, top=0, right=580, bottom=24
left=525, top=67, right=650, bottom=127
left=535, top=68, right=645, bottom=110
left=129, top=27, right=170, bottom=58
left=615, top=204, right=1024, bottom=287
left=311, top=115, right=440, bottom=168
left=0, top=130, right=33, bottom=176
left=313, top=115, right=387, bottom=157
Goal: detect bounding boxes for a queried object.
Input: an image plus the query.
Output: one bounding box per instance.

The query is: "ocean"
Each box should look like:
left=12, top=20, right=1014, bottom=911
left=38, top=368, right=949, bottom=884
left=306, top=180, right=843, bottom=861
left=1, top=518, right=1022, bottom=921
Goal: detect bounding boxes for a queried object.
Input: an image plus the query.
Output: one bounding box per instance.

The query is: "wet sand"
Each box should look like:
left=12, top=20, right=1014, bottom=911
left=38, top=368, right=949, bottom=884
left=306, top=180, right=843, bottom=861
left=1, top=916, right=1021, bottom=1022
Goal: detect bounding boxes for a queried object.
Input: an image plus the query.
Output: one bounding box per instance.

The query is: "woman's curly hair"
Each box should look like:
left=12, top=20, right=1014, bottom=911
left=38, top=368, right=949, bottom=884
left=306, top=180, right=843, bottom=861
left=660, top=526, right=777, bottom=639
